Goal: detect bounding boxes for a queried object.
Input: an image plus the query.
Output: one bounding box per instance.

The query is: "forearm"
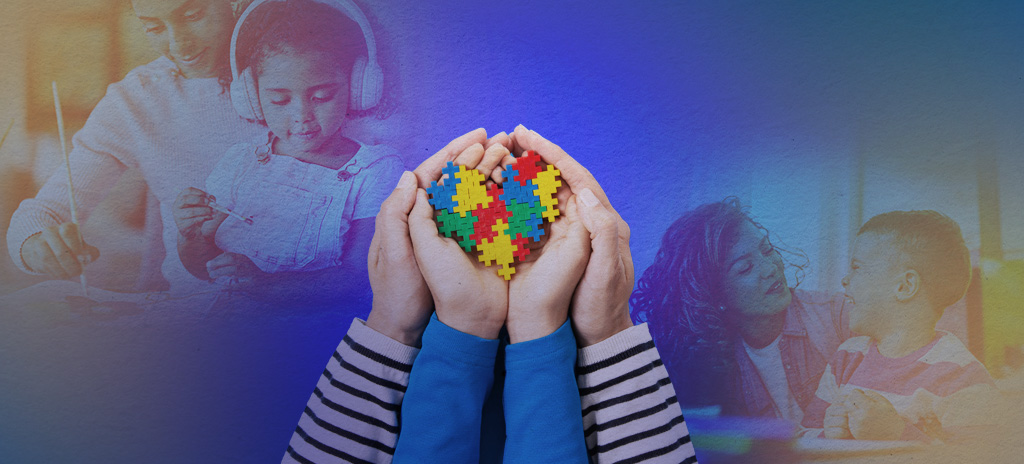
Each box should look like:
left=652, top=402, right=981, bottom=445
left=284, top=318, right=419, bottom=464
left=393, top=314, right=499, bottom=464
left=7, top=146, right=127, bottom=274
left=577, top=323, right=697, bottom=463
left=503, top=319, right=588, bottom=464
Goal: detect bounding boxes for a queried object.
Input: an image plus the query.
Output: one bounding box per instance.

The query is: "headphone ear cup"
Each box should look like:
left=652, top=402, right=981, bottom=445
left=231, top=67, right=264, bottom=121
left=350, top=55, right=383, bottom=111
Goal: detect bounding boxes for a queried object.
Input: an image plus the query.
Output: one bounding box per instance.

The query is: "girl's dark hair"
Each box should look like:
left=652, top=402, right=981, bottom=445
left=235, top=0, right=365, bottom=88
left=630, top=198, right=806, bottom=407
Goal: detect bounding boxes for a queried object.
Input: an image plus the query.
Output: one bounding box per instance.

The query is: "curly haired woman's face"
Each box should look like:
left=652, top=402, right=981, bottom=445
left=720, top=221, right=792, bottom=319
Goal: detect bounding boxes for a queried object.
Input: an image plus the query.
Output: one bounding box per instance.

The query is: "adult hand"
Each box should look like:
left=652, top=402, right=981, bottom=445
left=824, top=401, right=853, bottom=439
left=173, top=187, right=227, bottom=241
left=21, top=223, right=100, bottom=279
left=510, top=125, right=634, bottom=346
left=365, top=128, right=494, bottom=346
left=407, top=142, right=509, bottom=340
left=846, top=389, right=906, bottom=441
left=206, top=252, right=265, bottom=284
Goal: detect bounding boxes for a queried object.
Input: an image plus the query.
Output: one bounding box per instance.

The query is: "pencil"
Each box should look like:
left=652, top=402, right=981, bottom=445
left=52, top=81, right=89, bottom=298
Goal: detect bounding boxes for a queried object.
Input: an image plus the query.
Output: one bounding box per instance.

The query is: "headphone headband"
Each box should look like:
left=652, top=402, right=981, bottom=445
left=229, top=0, right=379, bottom=84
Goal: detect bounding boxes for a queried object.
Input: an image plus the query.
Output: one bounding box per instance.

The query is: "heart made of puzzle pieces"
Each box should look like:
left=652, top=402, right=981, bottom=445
left=426, top=151, right=562, bottom=280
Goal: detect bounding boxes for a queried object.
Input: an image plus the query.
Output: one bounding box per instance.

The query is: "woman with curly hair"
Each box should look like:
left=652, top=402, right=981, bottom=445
left=631, top=198, right=849, bottom=424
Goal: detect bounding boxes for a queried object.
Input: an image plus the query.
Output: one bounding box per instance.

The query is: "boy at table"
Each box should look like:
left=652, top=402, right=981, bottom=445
left=801, top=210, right=1003, bottom=442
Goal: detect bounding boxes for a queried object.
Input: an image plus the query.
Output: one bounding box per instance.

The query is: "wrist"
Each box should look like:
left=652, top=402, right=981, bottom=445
left=365, top=309, right=425, bottom=347
left=576, top=309, right=633, bottom=347
left=507, top=307, right=566, bottom=344
left=436, top=308, right=503, bottom=340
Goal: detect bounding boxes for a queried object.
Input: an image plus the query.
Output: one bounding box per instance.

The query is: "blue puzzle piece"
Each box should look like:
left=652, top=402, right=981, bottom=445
left=524, top=213, right=545, bottom=241
left=426, top=162, right=464, bottom=214
left=499, top=179, right=539, bottom=208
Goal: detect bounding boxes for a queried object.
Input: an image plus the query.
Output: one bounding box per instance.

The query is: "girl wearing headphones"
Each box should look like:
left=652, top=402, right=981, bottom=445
left=172, top=0, right=401, bottom=290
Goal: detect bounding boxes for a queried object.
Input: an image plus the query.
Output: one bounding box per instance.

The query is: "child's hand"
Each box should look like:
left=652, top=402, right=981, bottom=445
left=366, top=129, right=499, bottom=347
left=846, top=389, right=906, bottom=441
left=174, top=187, right=226, bottom=241
left=408, top=144, right=509, bottom=340
left=507, top=191, right=590, bottom=343
left=823, top=401, right=853, bottom=439
left=206, top=252, right=264, bottom=285
left=510, top=126, right=634, bottom=346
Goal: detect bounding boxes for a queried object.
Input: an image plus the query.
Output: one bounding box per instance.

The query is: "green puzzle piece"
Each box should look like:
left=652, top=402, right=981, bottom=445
left=437, top=209, right=478, bottom=252
left=504, top=198, right=548, bottom=240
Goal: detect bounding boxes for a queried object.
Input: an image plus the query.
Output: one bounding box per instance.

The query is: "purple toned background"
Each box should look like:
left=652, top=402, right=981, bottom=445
left=1, top=1, right=1023, bottom=462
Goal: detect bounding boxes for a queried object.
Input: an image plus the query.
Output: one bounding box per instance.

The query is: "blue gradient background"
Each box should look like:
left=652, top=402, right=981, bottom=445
left=1, top=1, right=1023, bottom=462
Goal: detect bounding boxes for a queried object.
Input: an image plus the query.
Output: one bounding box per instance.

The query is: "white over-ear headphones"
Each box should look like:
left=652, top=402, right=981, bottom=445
left=229, top=0, right=384, bottom=122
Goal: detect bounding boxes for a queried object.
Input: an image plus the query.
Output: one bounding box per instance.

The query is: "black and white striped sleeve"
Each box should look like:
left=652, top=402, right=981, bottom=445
left=577, top=323, right=697, bottom=464
left=283, top=318, right=419, bottom=464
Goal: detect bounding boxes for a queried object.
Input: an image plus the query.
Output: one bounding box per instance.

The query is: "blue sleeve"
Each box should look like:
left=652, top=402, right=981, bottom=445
left=503, top=320, right=589, bottom=464
left=393, top=313, right=499, bottom=464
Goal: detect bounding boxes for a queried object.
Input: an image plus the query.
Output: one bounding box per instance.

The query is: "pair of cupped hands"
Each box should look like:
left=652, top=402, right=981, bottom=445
left=365, top=125, right=634, bottom=347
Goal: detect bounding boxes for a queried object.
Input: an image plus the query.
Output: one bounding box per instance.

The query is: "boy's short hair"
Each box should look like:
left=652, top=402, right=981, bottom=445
left=858, top=210, right=972, bottom=311
left=237, top=0, right=365, bottom=79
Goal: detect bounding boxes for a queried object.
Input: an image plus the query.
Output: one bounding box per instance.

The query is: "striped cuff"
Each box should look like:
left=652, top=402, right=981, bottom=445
left=577, top=323, right=654, bottom=371
left=349, top=318, right=420, bottom=365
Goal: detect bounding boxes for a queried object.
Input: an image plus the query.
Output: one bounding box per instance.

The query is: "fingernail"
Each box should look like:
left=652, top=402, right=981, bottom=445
left=515, top=124, right=527, bottom=132
left=208, top=195, right=216, bottom=203
left=580, top=188, right=599, bottom=207
left=398, top=171, right=415, bottom=189
left=494, top=131, right=507, bottom=139
left=78, top=254, right=91, bottom=264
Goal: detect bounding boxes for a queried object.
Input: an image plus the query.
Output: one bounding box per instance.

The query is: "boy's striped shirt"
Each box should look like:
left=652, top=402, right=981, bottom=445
left=801, top=330, right=1003, bottom=442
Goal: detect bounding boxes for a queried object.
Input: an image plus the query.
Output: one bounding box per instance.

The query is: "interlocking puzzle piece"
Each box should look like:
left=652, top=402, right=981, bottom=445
left=436, top=209, right=478, bottom=252
left=453, top=167, right=491, bottom=217
left=533, top=165, right=562, bottom=221
left=426, top=162, right=465, bottom=214
left=511, top=151, right=544, bottom=182
left=504, top=200, right=546, bottom=241
left=426, top=154, right=561, bottom=280
left=511, top=236, right=532, bottom=260
left=477, top=219, right=520, bottom=280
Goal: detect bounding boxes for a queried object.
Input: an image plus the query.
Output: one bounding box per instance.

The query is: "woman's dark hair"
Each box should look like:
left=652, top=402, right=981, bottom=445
left=630, top=198, right=806, bottom=407
left=235, top=0, right=365, bottom=88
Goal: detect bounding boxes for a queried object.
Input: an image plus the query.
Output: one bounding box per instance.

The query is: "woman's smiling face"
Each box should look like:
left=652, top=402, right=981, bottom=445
left=133, top=0, right=236, bottom=78
left=719, top=220, right=792, bottom=319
